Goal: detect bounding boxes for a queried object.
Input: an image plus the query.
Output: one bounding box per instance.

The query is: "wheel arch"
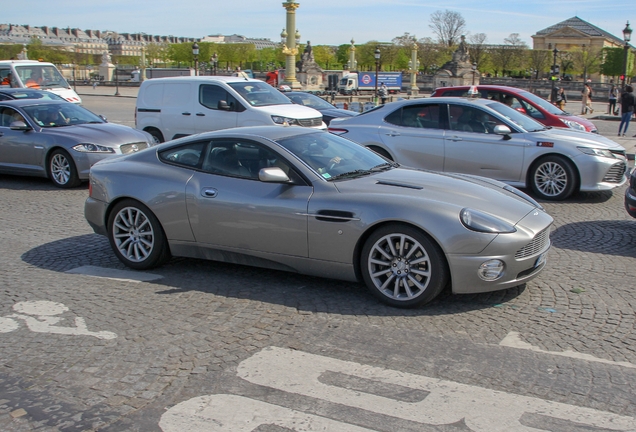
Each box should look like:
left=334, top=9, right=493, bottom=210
left=525, top=152, right=580, bottom=192
left=143, top=126, right=164, bottom=143
left=352, top=220, right=451, bottom=284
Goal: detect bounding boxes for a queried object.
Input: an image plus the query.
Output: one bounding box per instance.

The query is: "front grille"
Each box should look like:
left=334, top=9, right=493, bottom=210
left=603, top=161, right=627, bottom=183
left=515, top=227, right=550, bottom=260
left=120, top=142, right=150, bottom=154
left=298, top=117, right=323, bottom=127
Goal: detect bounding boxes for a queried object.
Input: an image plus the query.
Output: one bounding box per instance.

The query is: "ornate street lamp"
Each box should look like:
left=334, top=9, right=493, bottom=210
left=347, top=38, right=357, bottom=71
left=408, top=41, right=420, bottom=95
left=192, top=42, right=200, bottom=76
left=471, top=62, right=477, bottom=85
left=550, top=47, right=559, bottom=103
left=211, top=52, right=218, bottom=76
left=281, top=1, right=302, bottom=90
left=622, top=21, right=632, bottom=89
left=374, top=46, right=381, bottom=103
left=114, top=61, right=120, bottom=96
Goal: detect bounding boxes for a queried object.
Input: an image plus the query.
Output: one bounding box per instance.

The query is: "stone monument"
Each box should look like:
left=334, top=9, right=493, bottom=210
left=296, top=41, right=324, bottom=92
left=433, top=36, right=479, bottom=88
left=99, top=51, right=116, bottom=82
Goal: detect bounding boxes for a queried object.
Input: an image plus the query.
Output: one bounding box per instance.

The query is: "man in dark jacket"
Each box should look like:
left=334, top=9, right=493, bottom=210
left=618, top=85, right=635, bottom=136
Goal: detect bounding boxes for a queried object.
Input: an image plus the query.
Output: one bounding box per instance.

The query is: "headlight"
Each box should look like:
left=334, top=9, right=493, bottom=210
left=460, top=208, right=516, bottom=233
left=577, top=147, right=615, bottom=158
left=560, top=118, right=586, bottom=131
left=72, top=143, right=115, bottom=153
left=271, top=115, right=300, bottom=126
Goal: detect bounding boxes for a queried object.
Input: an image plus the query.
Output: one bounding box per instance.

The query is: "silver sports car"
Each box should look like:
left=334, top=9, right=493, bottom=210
left=0, top=99, right=154, bottom=187
left=85, top=126, right=553, bottom=307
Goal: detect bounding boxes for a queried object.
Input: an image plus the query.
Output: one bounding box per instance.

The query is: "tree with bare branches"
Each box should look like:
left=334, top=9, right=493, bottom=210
left=429, top=10, right=466, bottom=48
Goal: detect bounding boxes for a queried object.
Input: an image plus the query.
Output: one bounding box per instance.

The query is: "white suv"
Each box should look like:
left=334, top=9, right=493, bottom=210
left=135, top=76, right=325, bottom=143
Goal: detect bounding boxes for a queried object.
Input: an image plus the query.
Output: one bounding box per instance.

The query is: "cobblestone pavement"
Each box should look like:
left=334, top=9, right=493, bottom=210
left=1, top=110, right=636, bottom=430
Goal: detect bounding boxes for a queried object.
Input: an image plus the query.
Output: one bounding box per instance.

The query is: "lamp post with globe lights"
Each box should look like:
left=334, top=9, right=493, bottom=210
left=374, top=46, right=380, bottom=103
left=622, top=21, right=632, bottom=90
left=192, top=42, right=199, bottom=76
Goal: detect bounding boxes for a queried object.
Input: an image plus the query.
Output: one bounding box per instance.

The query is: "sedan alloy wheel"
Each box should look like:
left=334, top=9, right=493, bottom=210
left=530, top=155, right=576, bottom=200
left=49, top=149, right=81, bottom=188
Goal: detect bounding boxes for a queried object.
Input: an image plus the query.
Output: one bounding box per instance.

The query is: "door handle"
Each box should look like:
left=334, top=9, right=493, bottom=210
left=182, top=112, right=191, bottom=116
left=202, top=188, right=218, bottom=198
left=447, top=136, right=463, bottom=141
left=196, top=113, right=205, bottom=116
left=385, top=131, right=400, bottom=137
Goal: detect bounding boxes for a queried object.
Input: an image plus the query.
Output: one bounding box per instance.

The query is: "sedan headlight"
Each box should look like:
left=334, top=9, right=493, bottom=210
left=72, top=143, right=115, bottom=153
left=577, top=147, right=615, bottom=158
left=559, top=118, right=586, bottom=131
left=460, top=208, right=516, bottom=233
left=271, top=115, right=300, bottom=126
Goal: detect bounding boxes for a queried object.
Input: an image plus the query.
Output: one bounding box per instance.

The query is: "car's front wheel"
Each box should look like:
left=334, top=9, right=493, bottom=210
left=530, top=155, right=577, bottom=200
left=48, top=149, right=81, bottom=188
left=107, top=200, right=170, bottom=270
left=146, top=128, right=164, bottom=144
left=361, top=224, right=448, bottom=308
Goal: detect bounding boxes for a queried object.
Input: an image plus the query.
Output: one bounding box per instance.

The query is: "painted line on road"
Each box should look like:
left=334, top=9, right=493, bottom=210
left=65, top=265, right=163, bottom=283
left=500, top=331, right=636, bottom=369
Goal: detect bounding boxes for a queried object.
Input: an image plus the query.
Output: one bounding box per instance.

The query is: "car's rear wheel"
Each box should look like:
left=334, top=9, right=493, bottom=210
left=361, top=224, right=448, bottom=308
left=530, top=155, right=577, bottom=200
left=107, top=200, right=170, bottom=270
left=48, top=149, right=81, bottom=188
left=146, top=128, right=164, bottom=144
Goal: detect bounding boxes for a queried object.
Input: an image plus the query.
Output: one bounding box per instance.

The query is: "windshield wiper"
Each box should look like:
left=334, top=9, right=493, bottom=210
left=328, top=169, right=373, bottom=180
left=370, top=162, right=398, bottom=171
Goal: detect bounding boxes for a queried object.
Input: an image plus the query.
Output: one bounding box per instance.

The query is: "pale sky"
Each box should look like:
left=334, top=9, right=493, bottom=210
left=3, top=0, right=632, bottom=46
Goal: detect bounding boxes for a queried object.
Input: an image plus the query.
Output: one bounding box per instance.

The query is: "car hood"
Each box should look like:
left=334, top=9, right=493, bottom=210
left=528, top=127, right=625, bottom=150
left=319, top=107, right=358, bottom=118
left=252, top=104, right=323, bottom=119
left=557, top=113, right=596, bottom=128
left=41, top=122, right=151, bottom=145
left=335, top=167, right=544, bottom=224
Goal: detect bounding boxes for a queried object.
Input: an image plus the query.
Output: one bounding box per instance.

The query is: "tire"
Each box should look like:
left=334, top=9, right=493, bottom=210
left=147, top=128, right=164, bottom=144
left=48, top=149, right=81, bottom=188
left=107, top=199, right=170, bottom=270
left=361, top=224, right=448, bottom=308
left=529, top=155, right=577, bottom=201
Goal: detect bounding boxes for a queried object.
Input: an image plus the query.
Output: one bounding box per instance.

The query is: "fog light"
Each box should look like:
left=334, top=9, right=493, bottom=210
left=478, top=260, right=505, bottom=281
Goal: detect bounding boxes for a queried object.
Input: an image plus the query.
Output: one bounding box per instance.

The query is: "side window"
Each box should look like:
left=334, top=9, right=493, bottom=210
left=452, top=106, right=505, bottom=134
left=158, top=141, right=206, bottom=168
left=518, top=99, right=544, bottom=119
left=0, top=68, right=12, bottom=87
left=0, top=107, right=26, bottom=127
left=199, top=84, right=241, bottom=111
left=202, top=139, right=297, bottom=181
left=384, top=108, right=402, bottom=126
left=442, top=90, right=465, bottom=97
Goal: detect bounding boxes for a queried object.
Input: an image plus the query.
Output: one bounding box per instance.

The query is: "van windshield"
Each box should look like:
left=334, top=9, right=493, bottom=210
left=14, top=65, right=70, bottom=90
left=229, top=81, right=293, bottom=107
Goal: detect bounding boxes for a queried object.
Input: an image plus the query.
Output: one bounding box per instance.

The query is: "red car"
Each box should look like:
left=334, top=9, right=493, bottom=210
left=431, top=85, right=597, bottom=133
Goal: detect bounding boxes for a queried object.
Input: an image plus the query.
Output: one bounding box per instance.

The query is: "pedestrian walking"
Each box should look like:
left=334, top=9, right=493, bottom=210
left=554, top=87, right=567, bottom=111
left=378, top=82, right=388, bottom=105
left=618, top=85, right=635, bottom=136
left=581, top=84, right=594, bottom=114
left=608, top=84, right=619, bottom=115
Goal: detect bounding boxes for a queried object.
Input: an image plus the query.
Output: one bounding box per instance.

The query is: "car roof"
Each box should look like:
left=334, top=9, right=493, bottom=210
left=141, top=76, right=261, bottom=84
left=0, top=99, right=69, bottom=107
left=162, top=125, right=324, bottom=146
left=435, top=85, right=528, bottom=94
left=390, top=97, right=496, bottom=107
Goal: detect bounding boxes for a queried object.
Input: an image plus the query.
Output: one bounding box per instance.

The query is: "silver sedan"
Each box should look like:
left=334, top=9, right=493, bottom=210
left=329, top=97, right=627, bottom=200
left=0, top=99, right=154, bottom=187
left=85, top=126, right=553, bottom=308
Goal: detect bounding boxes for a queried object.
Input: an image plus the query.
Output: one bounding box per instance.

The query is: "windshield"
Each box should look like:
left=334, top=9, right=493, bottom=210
left=288, top=93, right=334, bottom=110
left=277, top=132, right=390, bottom=180
left=21, top=102, right=104, bottom=128
left=486, top=102, right=547, bottom=132
left=14, top=65, right=70, bottom=90
left=518, top=90, right=565, bottom=115
left=229, top=81, right=293, bottom=107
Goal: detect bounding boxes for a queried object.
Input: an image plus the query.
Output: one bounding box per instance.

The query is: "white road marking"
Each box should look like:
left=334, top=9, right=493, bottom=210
left=500, top=331, right=636, bottom=369
left=65, top=265, right=163, bottom=282
left=160, top=394, right=375, bottom=432
left=0, top=300, right=116, bottom=339
left=236, top=346, right=636, bottom=432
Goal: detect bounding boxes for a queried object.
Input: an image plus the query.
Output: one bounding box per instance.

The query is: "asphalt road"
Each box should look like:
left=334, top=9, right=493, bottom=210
left=1, top=93, right=636, bottom=431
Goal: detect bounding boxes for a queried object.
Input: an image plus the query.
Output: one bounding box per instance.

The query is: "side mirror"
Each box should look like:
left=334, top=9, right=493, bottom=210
left=99, top=114, right=108, bottom=122
left=493, top=125, right=512, bottom=139
left=218, top=100, right=231, bottom=111
left=10, top=120, right=30, bottom=131
left=259, top=167, right=290, bottom=183
left=515, top=107, right=527, bottom=114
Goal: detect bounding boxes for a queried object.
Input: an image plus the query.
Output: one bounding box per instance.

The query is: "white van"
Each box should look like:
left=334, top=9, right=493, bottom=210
left=135, top=76, right=325, bottom=143
left=0, top=60, right=82, bottom=104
